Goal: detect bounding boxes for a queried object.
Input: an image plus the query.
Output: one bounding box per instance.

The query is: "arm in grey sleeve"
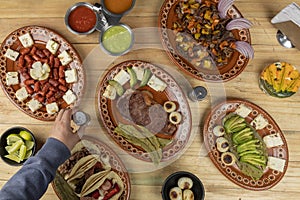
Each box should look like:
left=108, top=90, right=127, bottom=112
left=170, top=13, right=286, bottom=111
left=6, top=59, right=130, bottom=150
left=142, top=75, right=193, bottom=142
left=0, top=137, right=70, bottom=200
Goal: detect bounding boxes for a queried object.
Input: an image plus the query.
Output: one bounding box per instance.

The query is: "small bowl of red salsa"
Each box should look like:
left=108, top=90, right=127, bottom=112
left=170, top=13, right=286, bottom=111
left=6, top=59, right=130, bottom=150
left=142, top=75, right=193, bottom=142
left=65, top=2, right=98, bottom=35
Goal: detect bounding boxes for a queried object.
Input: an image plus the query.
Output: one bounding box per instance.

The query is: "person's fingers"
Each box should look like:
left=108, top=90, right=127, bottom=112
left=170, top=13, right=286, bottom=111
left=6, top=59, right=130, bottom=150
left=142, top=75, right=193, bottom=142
left=62, top=108, right=72, bottom=125
left=56, top=109, right=65, bottom=121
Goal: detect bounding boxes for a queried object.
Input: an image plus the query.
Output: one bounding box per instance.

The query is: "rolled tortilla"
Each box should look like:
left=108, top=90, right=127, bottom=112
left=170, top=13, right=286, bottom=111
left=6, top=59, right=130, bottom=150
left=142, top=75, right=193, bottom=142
left=80, top=171, right=124, bottom=199
left=66, top=154, right=100, bottom=181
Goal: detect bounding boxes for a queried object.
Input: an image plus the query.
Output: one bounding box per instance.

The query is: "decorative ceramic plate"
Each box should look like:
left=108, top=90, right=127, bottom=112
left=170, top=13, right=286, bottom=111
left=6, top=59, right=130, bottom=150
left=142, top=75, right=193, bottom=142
left=158, top=0, right=251, bottom=82
left=0, top=26, right=85, bottom=121
left=52, top=136, right=131, bottom=200
left=96, top=60, right=192, bottom=163
left=203, top=99, right=289, bottom=190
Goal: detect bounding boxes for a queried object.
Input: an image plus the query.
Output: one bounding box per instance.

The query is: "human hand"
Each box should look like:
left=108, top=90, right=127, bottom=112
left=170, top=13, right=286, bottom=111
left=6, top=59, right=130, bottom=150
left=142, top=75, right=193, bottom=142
left=50, top=109, right=80, bottom=151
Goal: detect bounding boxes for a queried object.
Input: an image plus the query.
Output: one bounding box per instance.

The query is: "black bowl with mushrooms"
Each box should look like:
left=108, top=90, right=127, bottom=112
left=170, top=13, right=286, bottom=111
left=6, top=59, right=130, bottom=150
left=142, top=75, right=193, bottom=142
left=162, top=171, right=205, bottom=200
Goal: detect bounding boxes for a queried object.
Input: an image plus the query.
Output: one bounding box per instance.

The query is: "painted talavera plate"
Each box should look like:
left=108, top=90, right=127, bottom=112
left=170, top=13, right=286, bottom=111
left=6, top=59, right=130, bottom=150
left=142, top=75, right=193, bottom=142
left=96, top=60, right=192, bottom=163
left=0, top=26, right=85, bottom=121
left=52, top=136, right=131, bottom=200
left=203, top=98, right=289, bottom=190
left=158, top=0, right=251, bottom=82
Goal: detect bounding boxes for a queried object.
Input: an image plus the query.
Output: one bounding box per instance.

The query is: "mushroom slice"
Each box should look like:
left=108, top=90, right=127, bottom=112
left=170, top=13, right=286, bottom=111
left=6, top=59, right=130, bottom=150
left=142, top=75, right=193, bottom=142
left=216, top=137, right=230, bottom=152
left=183, top=189, right=194, bottom=200
left=169, top=111, right=182, bottom=125
left=164, top=101, right=177, bottom=113
left=213, top=125, right=225, bottom=137
left=169, top=187, right=182, bottom=200
left=221, top=152, right=236, bottom=166
left=178, top=177, right=193, bottom=190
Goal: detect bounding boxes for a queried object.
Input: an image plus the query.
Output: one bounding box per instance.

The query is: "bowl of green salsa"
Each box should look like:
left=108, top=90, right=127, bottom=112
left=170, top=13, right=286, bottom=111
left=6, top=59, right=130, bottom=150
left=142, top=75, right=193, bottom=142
left=100, top=23, right=134, bottom=56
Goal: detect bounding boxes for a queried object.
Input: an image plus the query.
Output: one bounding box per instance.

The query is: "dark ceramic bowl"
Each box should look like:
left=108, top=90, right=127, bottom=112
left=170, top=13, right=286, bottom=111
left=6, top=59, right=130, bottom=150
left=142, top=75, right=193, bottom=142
left=65, top=2, right=100, bottom=35
left=162, top=171, right=205, bottom=200
left=0, top=126, right=36, bottom=166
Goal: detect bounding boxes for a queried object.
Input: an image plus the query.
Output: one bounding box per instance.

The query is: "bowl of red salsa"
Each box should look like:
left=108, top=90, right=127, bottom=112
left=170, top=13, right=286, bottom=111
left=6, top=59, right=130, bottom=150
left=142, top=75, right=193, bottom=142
left=65, top=2, right=99, bottom=35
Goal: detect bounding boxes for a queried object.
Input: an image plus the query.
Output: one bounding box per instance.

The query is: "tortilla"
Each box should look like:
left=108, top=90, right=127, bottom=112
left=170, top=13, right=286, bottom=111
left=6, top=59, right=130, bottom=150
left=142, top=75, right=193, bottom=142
left=80, top=171, right=125, bottom=199
left=71, top=140, right=101, bottom=155
left=66, top=154, right=100, bottom=181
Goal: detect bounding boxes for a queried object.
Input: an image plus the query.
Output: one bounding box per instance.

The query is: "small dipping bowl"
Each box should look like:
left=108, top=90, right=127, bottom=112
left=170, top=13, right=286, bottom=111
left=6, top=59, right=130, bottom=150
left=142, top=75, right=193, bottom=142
left=99, top=23, right=134, bottom=56
left=0, top=126, right=36, bottom=166
left=101, top=0, right=136, bottom=19
left=259, top=62, right=300, bottom=98
left=162, top=171, right=205, bottom=200
left=65, top=2, right=99, bottom=35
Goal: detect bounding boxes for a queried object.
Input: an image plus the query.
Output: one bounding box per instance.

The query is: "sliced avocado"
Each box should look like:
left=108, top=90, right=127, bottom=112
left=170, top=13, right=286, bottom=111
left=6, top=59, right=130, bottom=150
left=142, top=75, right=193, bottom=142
left=239, top=161, right=264, bottom=180
left=108, top=80, right=124, bottom=96
left=230, top=122, right=247, bottom=133
left=234, top=134, right=254, bottom=145
left=127, top=67, right=138, bottom=88
left=240, top=156, right=267, bottom=167
left=232, top=127, right=252, bottom=141
left=238, top=149, right=264, bottom=157
left=140, top=68, right=151, bottom=87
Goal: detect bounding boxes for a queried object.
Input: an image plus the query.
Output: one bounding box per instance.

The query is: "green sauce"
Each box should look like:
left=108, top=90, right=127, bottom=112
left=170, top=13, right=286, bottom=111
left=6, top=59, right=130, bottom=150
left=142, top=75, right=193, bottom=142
left=102, top=25, right=132, bottom=54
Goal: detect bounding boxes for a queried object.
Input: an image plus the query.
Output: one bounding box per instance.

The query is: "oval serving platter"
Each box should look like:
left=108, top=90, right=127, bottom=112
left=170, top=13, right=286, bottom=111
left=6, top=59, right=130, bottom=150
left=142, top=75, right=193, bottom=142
left=203, top=98, right=289, bottom=190
left=52, top=136, right=131, bottom=200
left=96, top=60, right=192, bottom=163
left=0, top=26, right=85, bottom=121
left=158, top=0, right=251, bottom=82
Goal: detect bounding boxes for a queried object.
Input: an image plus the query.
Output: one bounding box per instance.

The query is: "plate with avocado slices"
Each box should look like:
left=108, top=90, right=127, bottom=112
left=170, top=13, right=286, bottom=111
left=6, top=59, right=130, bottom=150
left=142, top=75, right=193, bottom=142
left=96, top=60, right=192, bottom=165
left=203, top=98, right=288, bottom=190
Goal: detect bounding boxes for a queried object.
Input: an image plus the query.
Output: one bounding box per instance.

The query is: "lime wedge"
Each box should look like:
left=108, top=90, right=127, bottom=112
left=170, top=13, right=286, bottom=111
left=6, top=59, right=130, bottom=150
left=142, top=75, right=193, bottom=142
left=6, top=134, right=22, bottom=145
left=19, top=130, right=32, bottom=141
left=5, top=146, right=12, bottom=152
left=25, top=140, right=34, bottom=151
left=24, top=150, right=33, bottom=159
left=19, top=144, right=27, bottom=161
left=4, top=154, right=21, bottom=163
left=7, top=140, right=24, bottom=154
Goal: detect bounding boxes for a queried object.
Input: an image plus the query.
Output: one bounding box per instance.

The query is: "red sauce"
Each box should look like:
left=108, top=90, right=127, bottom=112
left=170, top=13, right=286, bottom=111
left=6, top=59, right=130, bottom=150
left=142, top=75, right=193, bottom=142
left=104, top=0, right=133, bottom=14
left=68, top=6, right=96, bottom=33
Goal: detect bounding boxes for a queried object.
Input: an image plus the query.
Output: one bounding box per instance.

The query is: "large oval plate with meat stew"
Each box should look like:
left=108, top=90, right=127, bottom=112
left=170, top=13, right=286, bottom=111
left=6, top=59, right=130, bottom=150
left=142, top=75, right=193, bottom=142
left=96, top=60, right=192, bottom=164
left=0, top=26, right=85, bottom=121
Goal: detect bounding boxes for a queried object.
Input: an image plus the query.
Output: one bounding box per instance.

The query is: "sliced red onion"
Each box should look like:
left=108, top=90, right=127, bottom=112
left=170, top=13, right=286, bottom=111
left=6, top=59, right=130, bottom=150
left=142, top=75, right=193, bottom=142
left=226, top=18, right=252, bottom=30
left=218, top=0, right=234, bottom=19
left=234, top=41, right=254, bottom=59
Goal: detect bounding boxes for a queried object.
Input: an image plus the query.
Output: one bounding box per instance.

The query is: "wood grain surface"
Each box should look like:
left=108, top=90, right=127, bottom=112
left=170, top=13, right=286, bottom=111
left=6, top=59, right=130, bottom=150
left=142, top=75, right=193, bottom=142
left=0, top=0, right=300, bottom=199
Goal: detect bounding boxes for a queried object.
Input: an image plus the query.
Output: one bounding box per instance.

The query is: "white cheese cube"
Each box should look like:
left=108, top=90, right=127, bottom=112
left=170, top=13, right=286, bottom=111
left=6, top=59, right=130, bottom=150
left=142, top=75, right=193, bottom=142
left=63, top=90, right=77, bottom=105
left=46, top=39, right=60, bottom=55
left=58, top=50, right=72, bottom=66
left=4, top=48, right=19, bottom=61
left=64, top=68, right=78, bottom=83
left=15, top=87, right=29, bottom=102
left=113, top=69, right=130, bottom=85
left=250, top=114, right=268, bottom=130
left=267, top=156, right=286, bottom=172
left=103, top=84, right=116, bottom=100
left=235, top=104, right=252, bottom=118
left=263, top=133, right=284, bottom=148
left=132, top=66, right=144, bottom=81
left=18, top=33, right=34, bottom=48
left=6, top=72, right=19, bottom=86
left=46, top=102, right=59, bottom=114
left=147, top=75, right=167, bottom=92
left=26, top=99, right=42, bottom=112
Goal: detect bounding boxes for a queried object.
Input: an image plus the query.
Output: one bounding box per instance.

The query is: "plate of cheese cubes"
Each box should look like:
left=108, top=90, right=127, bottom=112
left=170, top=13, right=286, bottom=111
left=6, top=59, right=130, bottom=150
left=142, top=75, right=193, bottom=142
left=0, top=26, right=85, bottom=121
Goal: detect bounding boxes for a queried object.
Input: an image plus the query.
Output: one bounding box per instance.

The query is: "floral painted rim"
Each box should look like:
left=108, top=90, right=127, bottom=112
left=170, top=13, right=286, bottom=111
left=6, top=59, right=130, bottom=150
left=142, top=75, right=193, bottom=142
left=203, top=98, right=289, bottom=190
left=0, top=26, right=85, bottom=121
left=52, top=136, right=131, bottom=200
left=158, top=0, right=251, bottom=82
left=96, top=60, right=192, bottom=163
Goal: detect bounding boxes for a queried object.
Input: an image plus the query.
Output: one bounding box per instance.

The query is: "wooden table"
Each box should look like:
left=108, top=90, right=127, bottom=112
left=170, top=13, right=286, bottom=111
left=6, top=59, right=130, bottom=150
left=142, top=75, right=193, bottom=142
left=1, top=0, right=300, bottom=199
